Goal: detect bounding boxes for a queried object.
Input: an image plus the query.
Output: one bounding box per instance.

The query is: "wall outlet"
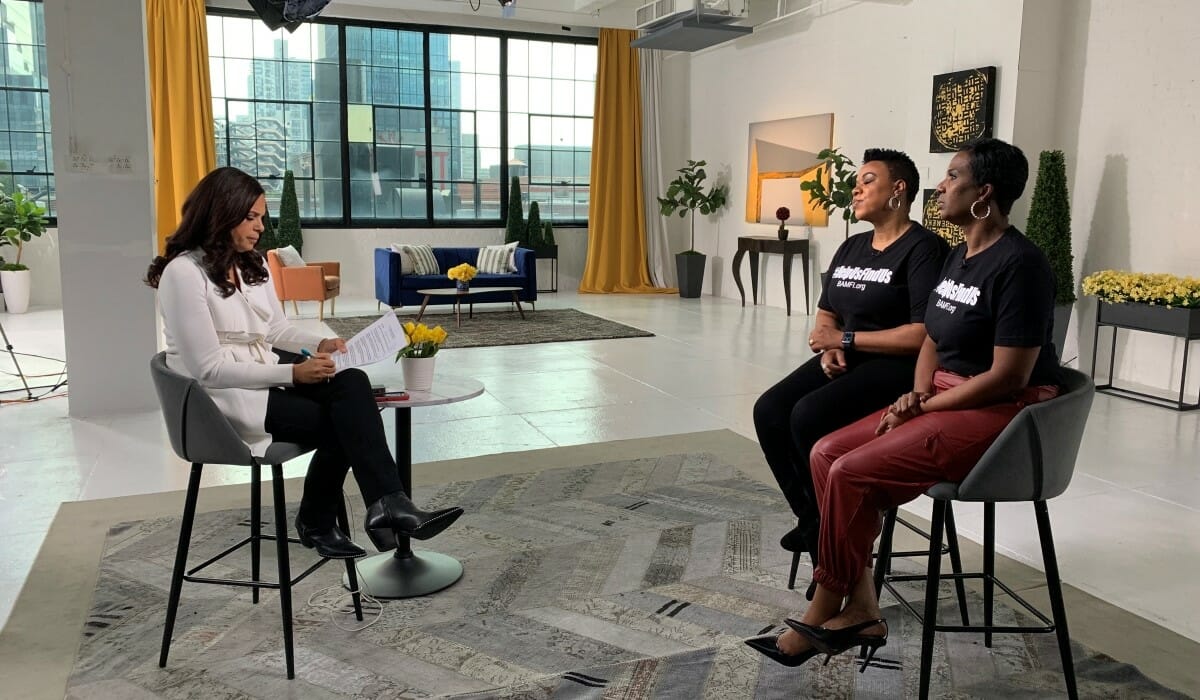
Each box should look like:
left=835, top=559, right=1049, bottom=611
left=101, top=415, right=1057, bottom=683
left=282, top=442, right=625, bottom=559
left=108, top=155, right=133, bottom=173
left=71, top=152, right=94, bottom=173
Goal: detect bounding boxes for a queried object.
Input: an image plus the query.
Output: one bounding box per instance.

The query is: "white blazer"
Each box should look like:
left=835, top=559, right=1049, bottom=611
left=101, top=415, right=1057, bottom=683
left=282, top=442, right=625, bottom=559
left=158, top=251, right=326, bottom=456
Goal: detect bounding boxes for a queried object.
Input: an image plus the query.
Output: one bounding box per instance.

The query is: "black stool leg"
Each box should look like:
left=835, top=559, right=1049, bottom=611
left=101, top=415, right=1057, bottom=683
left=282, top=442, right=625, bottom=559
left=787, top=551, right=800, bottom=590
left=159, top=463, right=203, bottom=668
left=251, top=464, right=261, bottom=605
left=919, top=500, right=946, bottom=700
left=270, top=463, right=296, bottom=680
left=874, top=508, right=898, bottom=599
left=336, top=499, right=364, bottom=621
left=1035, top=500, right=1078, bottom=700
left=944, top=503, right=970, bottom=626
left=983, top=502, right=996, bottom=648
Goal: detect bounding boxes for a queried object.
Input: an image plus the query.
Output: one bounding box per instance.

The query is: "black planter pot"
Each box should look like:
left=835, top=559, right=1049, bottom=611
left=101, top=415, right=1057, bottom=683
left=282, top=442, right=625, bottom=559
left=1052, top=303, right=1072, bottom=360
left=676, top=253, right=706, bottom=299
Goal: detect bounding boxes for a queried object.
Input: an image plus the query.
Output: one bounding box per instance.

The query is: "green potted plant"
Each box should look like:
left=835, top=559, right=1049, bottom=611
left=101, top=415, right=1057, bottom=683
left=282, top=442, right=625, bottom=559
left=276, top=170, right=303, bottom=254
left=255, top=210, right=279, bottom=252
left=0, top=185, right=49, bottom=314
left=658, top=159, right=729, bottom=299
left=800, top=147, right=858, bottom=240
left=505, top=175, right=524, bottom=245
left=1025, top=150, right=1076, bottom=358
left=525, top=200, right=543, bottom=248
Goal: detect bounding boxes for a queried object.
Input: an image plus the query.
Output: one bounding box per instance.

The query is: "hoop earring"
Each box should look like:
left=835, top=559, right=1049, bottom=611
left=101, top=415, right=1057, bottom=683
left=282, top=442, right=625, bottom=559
left=887, top=194, right=902, bottom=211
left=970, top=200, right=991, bottom=220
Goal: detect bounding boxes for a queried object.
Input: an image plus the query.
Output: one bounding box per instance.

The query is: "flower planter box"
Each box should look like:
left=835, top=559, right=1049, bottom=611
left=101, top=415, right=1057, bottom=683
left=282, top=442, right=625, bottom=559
left=1090, top=301, right=1200, bottom=411
left=1096, top=301, right=1200, bottom=337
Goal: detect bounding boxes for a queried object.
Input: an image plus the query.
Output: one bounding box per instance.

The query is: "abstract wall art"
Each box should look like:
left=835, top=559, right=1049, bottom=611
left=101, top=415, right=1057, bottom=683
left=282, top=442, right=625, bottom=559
left=745, top=113, right=834, bottom=226
left=922, top=189, right=963, bottom=246
left=929, top=66, right=996, bottom=153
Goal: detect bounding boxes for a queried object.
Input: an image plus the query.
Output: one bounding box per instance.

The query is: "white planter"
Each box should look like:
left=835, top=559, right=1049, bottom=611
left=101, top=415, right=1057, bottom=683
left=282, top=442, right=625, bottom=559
left=400, top=356, right=436, bottom=392
left=0, top=269, right=31, bottom=314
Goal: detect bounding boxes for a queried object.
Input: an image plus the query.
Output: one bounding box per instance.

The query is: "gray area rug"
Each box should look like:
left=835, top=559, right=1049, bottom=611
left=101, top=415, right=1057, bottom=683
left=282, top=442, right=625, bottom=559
left=325, top=308, right=653, bottom=349
left=66, top=454, right=1183, bottom=698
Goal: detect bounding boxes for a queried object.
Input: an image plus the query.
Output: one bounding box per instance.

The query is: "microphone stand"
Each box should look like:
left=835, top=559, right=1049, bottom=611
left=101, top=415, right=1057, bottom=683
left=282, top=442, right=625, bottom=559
left=0, top=318, right=34, bottom=400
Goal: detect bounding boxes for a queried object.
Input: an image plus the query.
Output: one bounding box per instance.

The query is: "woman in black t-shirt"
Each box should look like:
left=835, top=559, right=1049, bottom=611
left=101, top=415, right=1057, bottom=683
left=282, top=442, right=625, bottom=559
left=753, top=149, right=949, bottom=567
left=750, top=138, right=1061, bottom=668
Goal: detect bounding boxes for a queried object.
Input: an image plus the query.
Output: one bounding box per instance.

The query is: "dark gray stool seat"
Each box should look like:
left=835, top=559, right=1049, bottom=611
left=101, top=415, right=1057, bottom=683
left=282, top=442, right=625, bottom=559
left=150, top=352, right=362, bottom=680
left=875, top=367, right=1095, bottom=700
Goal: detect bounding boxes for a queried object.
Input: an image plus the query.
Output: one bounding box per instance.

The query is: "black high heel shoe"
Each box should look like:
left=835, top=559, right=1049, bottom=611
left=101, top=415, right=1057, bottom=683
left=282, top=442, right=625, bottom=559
left=785, top=618, right=888, bottom=672
left=295, top=517, right=367, bottom=559
left=363, top=492, right=464, bottom=551
left=744, top=631, right=821, bottom=667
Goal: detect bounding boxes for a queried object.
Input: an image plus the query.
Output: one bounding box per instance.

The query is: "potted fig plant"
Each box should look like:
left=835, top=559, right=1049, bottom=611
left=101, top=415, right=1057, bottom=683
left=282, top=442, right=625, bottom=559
left=658, top=159, right=728, bottom=299
left=800, top=147, right=858, bottom=240
left=0, top=185, right=49, bottom=314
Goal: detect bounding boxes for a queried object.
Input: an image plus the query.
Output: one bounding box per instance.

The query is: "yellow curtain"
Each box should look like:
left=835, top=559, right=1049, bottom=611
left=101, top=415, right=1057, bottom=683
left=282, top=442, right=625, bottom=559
left=578, top=29, right=675, bottom=294
left=146, top=0, right=216, bottom=253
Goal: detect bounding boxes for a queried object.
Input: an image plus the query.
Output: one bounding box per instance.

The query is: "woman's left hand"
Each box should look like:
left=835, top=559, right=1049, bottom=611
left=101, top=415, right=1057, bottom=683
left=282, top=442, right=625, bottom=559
left=318, top=337, right=348, bottom=354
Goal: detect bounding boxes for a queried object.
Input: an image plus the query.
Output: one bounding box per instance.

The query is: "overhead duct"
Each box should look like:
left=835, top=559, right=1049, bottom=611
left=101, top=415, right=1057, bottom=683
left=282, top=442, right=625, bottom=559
left=631, top=0, right=752, bottom=52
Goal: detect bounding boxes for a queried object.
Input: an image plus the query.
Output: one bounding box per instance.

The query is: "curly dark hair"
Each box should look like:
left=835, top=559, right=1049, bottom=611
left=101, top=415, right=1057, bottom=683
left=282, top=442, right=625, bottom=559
left=862, top=148, right=920, bottom=205
left=960, top=138, right=1029, bottom=215
left=144, top=167, right=269, bottom=296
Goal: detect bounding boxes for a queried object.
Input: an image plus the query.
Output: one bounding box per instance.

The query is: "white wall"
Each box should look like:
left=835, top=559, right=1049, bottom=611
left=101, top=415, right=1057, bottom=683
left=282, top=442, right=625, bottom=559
left=9, top=227, right=61, bottom=309
left=662, top=0, right=1025, bottom=311
left=1057, top=0, right=1200, bottom=396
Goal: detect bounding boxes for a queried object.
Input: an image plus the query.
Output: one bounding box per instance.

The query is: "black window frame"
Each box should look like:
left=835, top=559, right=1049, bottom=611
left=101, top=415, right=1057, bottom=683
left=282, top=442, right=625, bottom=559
left=207, top=8, right=596, bottom=230
left=0, top=0, right=55, bottom=225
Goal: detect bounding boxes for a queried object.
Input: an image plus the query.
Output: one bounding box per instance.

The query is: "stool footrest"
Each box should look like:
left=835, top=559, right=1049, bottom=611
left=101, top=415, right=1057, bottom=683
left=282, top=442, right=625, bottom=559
left=883, top=571, right=1056, bottom=634
left=184, top=534, right=330, bottom=588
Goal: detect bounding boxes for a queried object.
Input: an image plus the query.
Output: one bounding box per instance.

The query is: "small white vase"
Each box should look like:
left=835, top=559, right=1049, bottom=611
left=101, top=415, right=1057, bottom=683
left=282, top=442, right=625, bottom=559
left=401, top=356, right=435, bottom=392
left=0, top=269, right=31, bottom=314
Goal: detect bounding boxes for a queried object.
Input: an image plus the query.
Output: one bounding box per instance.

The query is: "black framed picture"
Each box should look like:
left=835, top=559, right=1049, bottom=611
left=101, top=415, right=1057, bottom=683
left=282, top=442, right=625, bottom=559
left=929, top=66, right=997, bottom=153
left=922, top=189, right=963, bottom=247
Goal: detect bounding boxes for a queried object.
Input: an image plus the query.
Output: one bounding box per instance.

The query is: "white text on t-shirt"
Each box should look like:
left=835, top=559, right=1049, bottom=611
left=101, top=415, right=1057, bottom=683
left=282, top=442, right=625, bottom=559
left=933, top=277, right=981, bottom=314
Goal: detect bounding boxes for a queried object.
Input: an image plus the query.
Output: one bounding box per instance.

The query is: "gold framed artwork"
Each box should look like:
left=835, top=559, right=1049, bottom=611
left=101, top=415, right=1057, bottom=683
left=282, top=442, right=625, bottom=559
left=930, top=66, right=996, bottom=153
left=922, top=189, right=963, bottom=247
left=745, top=113, right=834, bottom=226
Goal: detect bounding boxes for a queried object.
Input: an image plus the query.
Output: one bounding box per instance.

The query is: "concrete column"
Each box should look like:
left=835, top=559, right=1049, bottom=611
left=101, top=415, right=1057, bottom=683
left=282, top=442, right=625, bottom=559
left=43, top=0, right=158, bottom=416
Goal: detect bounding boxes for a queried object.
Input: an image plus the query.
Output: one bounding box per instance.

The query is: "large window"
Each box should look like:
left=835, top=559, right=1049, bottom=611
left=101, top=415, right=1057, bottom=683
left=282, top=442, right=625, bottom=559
left=507, top=39, right=595, bottom=222
left=209, top=11, right=595, bottom=227
left=209, top=16, right=342, bottom=220
left=0, top=0, right=53, bottom=218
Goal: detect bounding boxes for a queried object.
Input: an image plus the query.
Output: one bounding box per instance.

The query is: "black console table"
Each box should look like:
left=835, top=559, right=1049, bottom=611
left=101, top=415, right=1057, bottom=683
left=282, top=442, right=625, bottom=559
left=732, top=236, right=811, bottom=316
left=1089, top=301, right=1200, bottom=411
left=532, top=245, right=558, bottom=293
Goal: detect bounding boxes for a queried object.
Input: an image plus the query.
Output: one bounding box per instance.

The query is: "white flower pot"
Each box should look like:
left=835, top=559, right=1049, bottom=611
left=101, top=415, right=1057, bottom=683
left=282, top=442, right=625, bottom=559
left=0, top=269, right=31, bottom=314
left=400, top=356, right=436, bottom=392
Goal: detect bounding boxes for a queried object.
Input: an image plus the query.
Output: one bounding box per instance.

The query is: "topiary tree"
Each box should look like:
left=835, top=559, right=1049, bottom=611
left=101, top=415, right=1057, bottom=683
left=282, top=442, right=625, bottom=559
left=1025, top=150, right=1076, bottom=304
left=525, top=201, right=543, bottom=247
left=542, top=221, right=555, bottom=247
left=505, top=175, right=524, bottom=244
left=276, top=170, right=303, bottom=255
left=256, top=210, right=279, bottom=252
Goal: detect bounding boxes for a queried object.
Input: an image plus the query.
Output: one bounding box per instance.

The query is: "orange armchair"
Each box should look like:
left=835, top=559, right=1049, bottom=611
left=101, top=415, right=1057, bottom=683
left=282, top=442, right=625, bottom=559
left=266, top=250, right=341, bottom=321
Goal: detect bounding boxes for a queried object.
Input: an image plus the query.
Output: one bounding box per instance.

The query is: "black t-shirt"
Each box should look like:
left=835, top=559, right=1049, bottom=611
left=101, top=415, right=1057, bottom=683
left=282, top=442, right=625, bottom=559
left=817, top=223, right=949, bottom=332
left=923, top=227, right=1061, bottom=385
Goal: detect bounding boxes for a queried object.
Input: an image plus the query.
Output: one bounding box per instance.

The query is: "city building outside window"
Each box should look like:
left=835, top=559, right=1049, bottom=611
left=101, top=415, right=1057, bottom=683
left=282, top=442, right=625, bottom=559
left=0, top=0, right=54, bottom=219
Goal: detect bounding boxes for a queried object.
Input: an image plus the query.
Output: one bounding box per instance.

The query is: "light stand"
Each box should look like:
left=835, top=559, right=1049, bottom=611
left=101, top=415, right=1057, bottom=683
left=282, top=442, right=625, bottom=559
left=0, top=318, right=34, bottom=400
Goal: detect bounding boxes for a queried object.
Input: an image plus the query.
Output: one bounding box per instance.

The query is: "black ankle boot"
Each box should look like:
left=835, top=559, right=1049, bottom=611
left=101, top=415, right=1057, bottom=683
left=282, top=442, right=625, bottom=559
left=363, top=492, right=464, bottom=551
left=295, top=517, right=367, bottom=559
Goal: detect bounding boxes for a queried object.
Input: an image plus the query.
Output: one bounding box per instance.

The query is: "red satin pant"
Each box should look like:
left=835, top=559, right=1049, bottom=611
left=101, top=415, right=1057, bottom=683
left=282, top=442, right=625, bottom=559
left=808, top=370, right=1059, bottom=595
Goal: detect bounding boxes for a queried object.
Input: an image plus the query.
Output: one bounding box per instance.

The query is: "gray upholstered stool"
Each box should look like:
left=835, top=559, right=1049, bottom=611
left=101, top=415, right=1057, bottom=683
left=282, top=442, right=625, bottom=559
left=875, top=367, right=1095, bottom=699
left=150, top=352, right=363, bottom=680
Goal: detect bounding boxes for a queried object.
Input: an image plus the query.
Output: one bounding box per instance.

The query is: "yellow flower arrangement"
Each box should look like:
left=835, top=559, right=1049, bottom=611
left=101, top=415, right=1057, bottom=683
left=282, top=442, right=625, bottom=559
left=447, top=263, right=477, bottom=283
left=1082, top=270, right=1200, bottom=308
left=396, top=321, right=448, bottom=359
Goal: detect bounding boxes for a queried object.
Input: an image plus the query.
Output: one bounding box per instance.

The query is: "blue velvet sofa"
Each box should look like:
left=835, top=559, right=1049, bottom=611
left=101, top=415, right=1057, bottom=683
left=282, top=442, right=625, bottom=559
left=374, top=246, right=538, bottom=308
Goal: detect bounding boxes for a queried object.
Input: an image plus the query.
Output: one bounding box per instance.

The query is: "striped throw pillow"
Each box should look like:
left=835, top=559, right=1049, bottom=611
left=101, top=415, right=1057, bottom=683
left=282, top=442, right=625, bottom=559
left=401, top=244, right=439, bottom=275
left=477, top=241, right=518, bottom=274
left=389, top=244, right=415, bottom=274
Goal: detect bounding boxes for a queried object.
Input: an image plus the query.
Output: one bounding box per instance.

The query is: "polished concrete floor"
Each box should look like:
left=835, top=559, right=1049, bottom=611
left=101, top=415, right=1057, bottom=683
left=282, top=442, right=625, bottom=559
left=1, top=292, right=1197, bottom=648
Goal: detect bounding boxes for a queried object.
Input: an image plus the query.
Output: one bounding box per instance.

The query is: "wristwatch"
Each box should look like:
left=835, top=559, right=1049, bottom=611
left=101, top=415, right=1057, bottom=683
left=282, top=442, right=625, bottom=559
left=841, top=331, right=856, bottom=351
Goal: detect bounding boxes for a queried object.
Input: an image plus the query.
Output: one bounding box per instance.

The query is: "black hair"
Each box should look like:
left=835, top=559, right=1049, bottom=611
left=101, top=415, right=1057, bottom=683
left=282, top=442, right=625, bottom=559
left=960, top=138, right=1029, bottom=215
left=145, top=167, right=269, bottom=296
left=862, top=148, right=920, bottom=205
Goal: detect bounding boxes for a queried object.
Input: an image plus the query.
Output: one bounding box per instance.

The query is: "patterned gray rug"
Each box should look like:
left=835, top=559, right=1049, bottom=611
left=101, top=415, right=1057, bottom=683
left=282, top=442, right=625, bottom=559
left=66, top=454, right=1182, bottom=698
left=325, top=308, right=653, bottom=349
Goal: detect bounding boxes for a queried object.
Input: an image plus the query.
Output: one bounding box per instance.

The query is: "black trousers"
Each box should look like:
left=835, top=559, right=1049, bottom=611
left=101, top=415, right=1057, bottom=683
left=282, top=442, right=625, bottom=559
left=752, top=351, right=916, bottom=555
left=264, top=358, right=402, bottom=530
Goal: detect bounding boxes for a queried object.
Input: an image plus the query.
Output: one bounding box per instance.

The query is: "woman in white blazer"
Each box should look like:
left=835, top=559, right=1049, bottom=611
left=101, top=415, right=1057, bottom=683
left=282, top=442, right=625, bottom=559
left=146, top=167, right=462, bottom=558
